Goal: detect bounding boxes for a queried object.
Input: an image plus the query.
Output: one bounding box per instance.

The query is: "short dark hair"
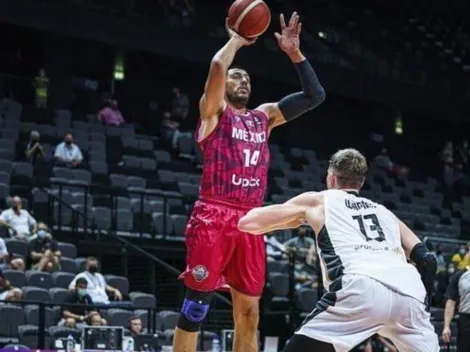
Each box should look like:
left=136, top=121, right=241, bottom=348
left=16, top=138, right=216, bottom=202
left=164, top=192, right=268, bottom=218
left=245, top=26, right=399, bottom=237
left=329, top=148, right=368, bottom=188
left=76, top=278, right=88, bottom=286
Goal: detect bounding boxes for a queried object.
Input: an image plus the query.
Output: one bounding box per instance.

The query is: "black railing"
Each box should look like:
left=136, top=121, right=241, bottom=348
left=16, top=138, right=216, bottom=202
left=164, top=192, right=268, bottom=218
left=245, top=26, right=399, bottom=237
left=44, top=181, right=184, bottom=239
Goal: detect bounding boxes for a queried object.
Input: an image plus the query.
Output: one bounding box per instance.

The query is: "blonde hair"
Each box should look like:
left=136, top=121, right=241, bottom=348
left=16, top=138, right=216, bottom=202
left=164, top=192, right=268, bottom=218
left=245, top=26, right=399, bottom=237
left=329, top=148, right=368, bottom=188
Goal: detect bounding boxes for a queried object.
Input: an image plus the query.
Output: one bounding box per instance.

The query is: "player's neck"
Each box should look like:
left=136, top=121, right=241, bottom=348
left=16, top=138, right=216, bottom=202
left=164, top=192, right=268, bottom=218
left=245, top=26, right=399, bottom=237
left=340, top=188, right=360, bottom=194
left=228, top=102, right=248, bottom=115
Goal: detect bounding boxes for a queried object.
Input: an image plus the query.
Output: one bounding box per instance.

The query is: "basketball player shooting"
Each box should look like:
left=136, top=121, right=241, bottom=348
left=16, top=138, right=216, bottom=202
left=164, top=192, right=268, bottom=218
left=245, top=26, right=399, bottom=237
left=173, top=11, right=326, bottom=352
left=239, top=149, right=439, bottom=352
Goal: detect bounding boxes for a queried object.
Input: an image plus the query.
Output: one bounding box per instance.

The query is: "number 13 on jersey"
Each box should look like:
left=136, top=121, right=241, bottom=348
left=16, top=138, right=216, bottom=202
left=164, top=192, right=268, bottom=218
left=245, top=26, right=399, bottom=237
left=243, top=149, right=260, bottom=167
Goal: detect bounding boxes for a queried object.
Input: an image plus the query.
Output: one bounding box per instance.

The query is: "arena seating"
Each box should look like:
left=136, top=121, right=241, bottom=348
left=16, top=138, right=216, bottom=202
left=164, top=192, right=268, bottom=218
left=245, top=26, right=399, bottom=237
left=1, top=97, right=465, bottom=348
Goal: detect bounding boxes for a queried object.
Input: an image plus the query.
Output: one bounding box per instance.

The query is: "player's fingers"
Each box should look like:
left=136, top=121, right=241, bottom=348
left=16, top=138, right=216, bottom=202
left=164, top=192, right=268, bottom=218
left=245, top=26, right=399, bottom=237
left=274, top=32, right=281, bottom=41
left=280, top=14, right=286, bottom=29
left=296, top=22, right=302, bottom=35
left=289, top=12, right=297, bottom=27
left=294, top=14, right=300, bottom=28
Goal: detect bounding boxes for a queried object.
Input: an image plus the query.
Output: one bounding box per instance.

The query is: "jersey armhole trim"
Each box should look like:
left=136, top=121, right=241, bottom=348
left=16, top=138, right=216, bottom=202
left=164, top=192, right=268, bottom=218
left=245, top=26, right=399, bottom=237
left=196, top=105, right=227, bottom=145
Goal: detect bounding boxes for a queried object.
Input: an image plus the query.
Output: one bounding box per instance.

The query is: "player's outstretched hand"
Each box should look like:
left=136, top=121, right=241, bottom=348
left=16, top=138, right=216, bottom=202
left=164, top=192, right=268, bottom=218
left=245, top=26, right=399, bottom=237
left=442, top=326, right=451, bottom=344
left=275, top=12, right=302, bottom=55
left=225, top=18, right=257, bottom=46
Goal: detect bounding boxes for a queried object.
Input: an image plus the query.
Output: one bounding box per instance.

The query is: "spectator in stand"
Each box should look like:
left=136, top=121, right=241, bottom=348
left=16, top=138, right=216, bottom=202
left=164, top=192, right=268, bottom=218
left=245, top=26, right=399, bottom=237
left=283, top=227, right=315, bottom=261
left=87, top=311, right=107, bottom=326
left=28, top=225, right=61, bottom=272
left=69, top=257, right=123, bottom=305
left=0, top=196, right=37, bottom=240
left=363, top=335, right=397, bottom=352
left=32, top=68, right=49, bottom=109
left=25, top=130, right=46, bottom=165
left=430, top=243, right=447, bottom=273
left=0, top=268, right=22, bottom=301
left=265, top=232, right=286, bottom=260
left=451, top=243, right=469, bottom=269
left=171, top=87, right=190, bottom=121
left=54, top=133, right=84, bottom=168
left=60, top=277, right=94, bottom=328
left=374, top=148, right=409, bottom=178
left=161, top=111, right=181, bottom=149
left=305, top=243, right=317, bottom=266
left=98, top=99, right=126, bottom=127
left=128, top=316, right=143, bottom=336
left=0, top=236, right=25, bottom=271
left=434, top=262, right=456, bottom=307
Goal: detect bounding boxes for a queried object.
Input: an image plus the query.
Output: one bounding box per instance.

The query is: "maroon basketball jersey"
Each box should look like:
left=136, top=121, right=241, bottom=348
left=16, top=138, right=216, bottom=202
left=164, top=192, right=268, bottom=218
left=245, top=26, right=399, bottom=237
left=196, top=106, right=270, bottom=206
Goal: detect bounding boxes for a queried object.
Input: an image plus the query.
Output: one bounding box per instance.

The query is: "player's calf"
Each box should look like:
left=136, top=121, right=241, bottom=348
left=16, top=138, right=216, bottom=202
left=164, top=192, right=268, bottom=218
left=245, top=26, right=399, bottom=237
left=176, top=289, right=214, bottom=332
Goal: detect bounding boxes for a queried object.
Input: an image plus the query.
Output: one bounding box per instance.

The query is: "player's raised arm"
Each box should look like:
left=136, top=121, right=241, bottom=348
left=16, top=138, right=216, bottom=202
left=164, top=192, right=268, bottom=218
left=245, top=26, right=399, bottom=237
left=398, top=218, right=437, bottom=308
left=258, top=12, right=326, bottom=129
left=238, top=192, right=318, bottom=235
left=199, top=20, right=255, bottom=120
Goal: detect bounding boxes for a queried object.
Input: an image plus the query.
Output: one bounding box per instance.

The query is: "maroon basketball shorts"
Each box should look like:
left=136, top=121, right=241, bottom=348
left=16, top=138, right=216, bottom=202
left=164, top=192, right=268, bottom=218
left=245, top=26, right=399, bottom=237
left=179, top=197, right=266, bottom=296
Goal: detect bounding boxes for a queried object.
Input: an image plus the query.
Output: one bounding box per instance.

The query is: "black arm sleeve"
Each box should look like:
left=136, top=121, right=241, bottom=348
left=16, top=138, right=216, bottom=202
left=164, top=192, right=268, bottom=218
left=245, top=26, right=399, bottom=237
left=445, top=271, right=464, bottom=301
left=278, top=59, right=326, bottom=121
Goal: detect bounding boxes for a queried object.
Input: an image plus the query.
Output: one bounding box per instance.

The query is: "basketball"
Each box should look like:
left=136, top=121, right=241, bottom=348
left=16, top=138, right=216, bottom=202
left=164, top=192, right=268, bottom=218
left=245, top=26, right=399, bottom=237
left=228, top=0, right=271, bottom=39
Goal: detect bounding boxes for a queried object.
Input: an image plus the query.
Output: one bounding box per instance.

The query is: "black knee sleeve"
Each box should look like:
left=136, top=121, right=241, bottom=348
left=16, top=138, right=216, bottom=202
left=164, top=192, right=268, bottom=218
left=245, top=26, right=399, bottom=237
left=176, top=289, right=214, bottom=332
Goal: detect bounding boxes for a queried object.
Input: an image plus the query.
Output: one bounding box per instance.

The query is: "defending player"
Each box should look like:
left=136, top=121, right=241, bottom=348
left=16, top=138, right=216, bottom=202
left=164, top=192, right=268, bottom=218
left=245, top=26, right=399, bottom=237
left=173, top=12, right=326, bottom=352
left=239, top=149, right=439, bottom=352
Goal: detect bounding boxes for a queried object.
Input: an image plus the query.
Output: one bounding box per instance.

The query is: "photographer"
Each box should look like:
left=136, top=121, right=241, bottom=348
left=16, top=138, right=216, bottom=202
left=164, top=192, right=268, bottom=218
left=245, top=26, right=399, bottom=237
left=25, top=130, right=45, bottom=165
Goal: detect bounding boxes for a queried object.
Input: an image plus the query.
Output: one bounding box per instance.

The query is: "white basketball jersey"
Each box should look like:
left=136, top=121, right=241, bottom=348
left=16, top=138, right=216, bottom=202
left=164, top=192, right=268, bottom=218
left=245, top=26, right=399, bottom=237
left=318, top=189, right=426, bottom=303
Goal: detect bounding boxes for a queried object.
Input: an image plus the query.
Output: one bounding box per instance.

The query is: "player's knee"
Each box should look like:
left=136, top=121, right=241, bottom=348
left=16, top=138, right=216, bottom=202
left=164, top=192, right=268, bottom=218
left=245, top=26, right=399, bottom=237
left=234, top=303, right=259, bottom=329
left=176, top=289, right=214, bottom=332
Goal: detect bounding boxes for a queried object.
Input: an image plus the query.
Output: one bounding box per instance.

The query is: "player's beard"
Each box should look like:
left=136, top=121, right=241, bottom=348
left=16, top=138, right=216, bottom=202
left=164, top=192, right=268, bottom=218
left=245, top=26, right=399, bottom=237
left=227, top=91, right=250, bottom=108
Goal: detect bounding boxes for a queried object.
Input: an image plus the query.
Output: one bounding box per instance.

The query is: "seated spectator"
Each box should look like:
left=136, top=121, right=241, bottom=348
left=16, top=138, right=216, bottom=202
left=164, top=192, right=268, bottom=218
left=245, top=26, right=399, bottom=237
left=98, top=99, right=127, bottom=127
left=87, top=311, right=107, bottom=326
left=451, top=243, right=469, bottom=269
left=0, top=236, right=25, bottom=271
left=363, top=335, right=397, bottom=352
left=160, top=111, right=192, bottom=149
left=128, top=316, right=143, bottom=337
left=60, top=277, right=94, bottom=328
left=54, top=133, right=83, bottom=168
left=28, top=227, right=61, bottom=272
left=265, top=232, right=287, bottom=259
left=0, top=268, right=22, bottom=302
left=283, top=227, right=315, bottom=260
left=0, top=196, right=37, bottom=240
left=305, top=244, right=317, bottom=267
left=69, top=257, right=123, bottom=305
left=25, top=130, right=46, bottom=165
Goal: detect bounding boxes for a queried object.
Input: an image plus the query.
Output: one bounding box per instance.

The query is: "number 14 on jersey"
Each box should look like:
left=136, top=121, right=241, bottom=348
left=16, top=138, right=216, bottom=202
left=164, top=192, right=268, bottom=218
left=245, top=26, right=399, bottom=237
left=243, top=149, right=260, bottom=167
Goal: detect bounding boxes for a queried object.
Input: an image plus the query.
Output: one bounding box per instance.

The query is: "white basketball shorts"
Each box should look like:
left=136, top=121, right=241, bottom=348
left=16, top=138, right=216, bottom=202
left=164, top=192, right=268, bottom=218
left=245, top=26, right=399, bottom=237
left=295, top=274, right=439, bottom=352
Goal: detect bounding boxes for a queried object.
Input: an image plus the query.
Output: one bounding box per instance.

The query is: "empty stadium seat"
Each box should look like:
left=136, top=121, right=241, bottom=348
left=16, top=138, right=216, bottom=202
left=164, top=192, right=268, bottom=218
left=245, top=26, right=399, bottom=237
left=25, top=271, right=53, bottom=290
left=129, top=292, right=156, bottom=309
left=104, top=275, right=129, bottom=296
left=106, top=309, right=133, bottom=328
left=159, top=311, right=180, bottom=331
left=2, top=269, right=26, bottom=288
left=22, top=286, right=50, bottom=303
left=0, top=305, right=24, bottom=336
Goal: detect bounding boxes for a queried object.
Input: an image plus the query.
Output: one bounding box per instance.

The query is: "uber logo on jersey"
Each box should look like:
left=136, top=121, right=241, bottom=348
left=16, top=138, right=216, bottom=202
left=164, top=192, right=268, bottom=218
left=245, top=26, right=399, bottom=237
left=232, top=174, right=260, bottom=187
